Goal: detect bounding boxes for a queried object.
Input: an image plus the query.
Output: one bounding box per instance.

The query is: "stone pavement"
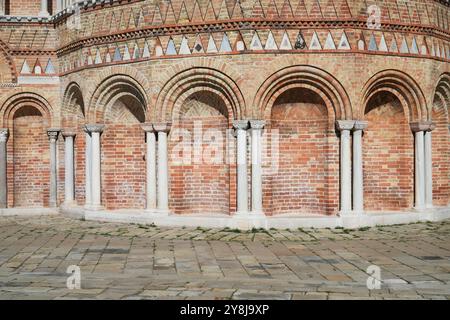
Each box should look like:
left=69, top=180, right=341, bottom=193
left=0, top=215, right=449, bottom=300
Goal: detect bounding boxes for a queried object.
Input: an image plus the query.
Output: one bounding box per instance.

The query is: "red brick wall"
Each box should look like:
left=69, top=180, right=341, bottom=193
left=169, top=92, right=231, bottom=214
left=263, top=88, right=339, bottom=216
left=432, top=103, right=450, bottom=206
left=9, top=0, right=41, bottom=16
left=11, top=107, right=49, bottom=207
left=363, top=93, right=414, bottom=211
left=101, top=99, right=146, bottom=209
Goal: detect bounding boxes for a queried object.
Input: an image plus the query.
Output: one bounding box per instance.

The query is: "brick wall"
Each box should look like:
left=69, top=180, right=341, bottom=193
left=363, top=93, right=414, bottom=211
left=10, top=107, right=49, bottom=207
left=169, top=92, right=231, bottom=214
left=101, top=100, right=146, bottom=210
left=263, top=88, right=339, bottom=216
left=9, top=0, right=41, bottom=16
left=432, top=102, right=450, bottom=206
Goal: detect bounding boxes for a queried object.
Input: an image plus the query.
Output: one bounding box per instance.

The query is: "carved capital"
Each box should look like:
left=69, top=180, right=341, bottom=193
left=410, top=121, right=430, bottom=133
left=232, top=120, right=249, bottom=131
left=153, top=122, right=171, bottom=133
left=0, top=128, right=9, bottom=143
left=426, top=121, right=436, bottom=132
left=141, top=123, right=155, bottom=133
left=353, top=120, right=368, bottom=131
left=336, top=120, right=355, bottom=131
left=62, top=130, right=76, bottom=138
left=249, top=120, right=266, bottom=130
left=47, top=128, right=61, bottom=142
left=85, top=124, right=105, bottom=133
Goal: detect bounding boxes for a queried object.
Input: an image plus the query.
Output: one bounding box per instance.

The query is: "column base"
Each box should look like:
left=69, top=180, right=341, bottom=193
left=234, top=210, right=250, bottom=216
left=84, top=204, right=105, bottom=211
left=61, top=201, right=77, bottom=209
left=144, top=208, right=170, bottom=216
left=38, top=11, right=50, bottom=17
left=337, top=210, right=353, bottom=217
left=250, top=210, right=265, bottom=216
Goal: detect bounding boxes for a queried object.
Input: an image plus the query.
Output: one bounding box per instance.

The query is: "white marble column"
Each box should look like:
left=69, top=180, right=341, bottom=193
left=233, top=120, right=249, bottom=215
left=39, top=0, right=50, bottom=17
left=336, top=120, right=354, bottom=214
left=0, top=128, right=9, bottom=208
left=411, top=122, right=427, bottom=210
left=47, top=129, right=60, bottom=207
left=154, top=123, right=171, bottom=213
left=424, top=122, right=436, bottom=208
left=141, top=123, right=157, bottom=211
left=85, top=124, right=104, bottom=210
left=84, top=128, right=92, bottom=207
left=352, top=121, right=368, bottom=213
left=62, top=131, right=76, bottom=206
left=250, top=120, right=265, bottom=215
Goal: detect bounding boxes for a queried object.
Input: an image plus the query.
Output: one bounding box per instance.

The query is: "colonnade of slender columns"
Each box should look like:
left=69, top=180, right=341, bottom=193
left=411, top=121, right=435, bottom=210
left=0, top=117, right=435, bottom=215
left=153, top=123, right=171, bottom=213
left=84, top=124, right=104, bottom=210
left=39, top=0, right=49, bottom=17
left=62, top=131, right=76, bottom=206
left=47, top=129, right=60, bottom=207
left=0, top=128, right=9, bottom=208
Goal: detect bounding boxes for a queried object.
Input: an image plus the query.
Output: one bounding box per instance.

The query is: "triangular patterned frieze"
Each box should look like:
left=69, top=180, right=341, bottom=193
left=337, top=32, right=350, bottom=50
left=309, top=31, right=322, bottom=50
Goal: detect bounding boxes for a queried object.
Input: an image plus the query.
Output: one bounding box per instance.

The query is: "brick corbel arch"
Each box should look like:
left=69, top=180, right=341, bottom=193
left=62, top=82, right=86, bottom=120
left=1, top=92, right=53, bottom=128
left=155, top=67, right=245, bottom=124
left=433, top=73, right=450, bottom=123
left=0, top=39, right=17, bottom=84
left=86, top=66, right=151, bottom=123
left=254, top=65, right=352, bottom=125
left=361, top=70, right=428, bottom=122
left=88, top=73, right=149, bottom=123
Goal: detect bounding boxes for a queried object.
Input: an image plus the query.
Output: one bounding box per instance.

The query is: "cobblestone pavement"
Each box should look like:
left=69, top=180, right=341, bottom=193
left=0, top=215, right=449, bottom=300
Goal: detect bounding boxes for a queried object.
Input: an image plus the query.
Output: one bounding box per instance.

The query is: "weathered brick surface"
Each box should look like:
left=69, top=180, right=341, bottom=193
left=0, top=0, right=448, bottom=214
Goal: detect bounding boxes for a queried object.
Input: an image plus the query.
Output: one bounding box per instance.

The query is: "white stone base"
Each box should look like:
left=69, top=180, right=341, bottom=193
left=59, top=206, right=450, bottom=230
left=1, top=206, right=449, bottom=230
left=0, top=207, right=59, bottom=216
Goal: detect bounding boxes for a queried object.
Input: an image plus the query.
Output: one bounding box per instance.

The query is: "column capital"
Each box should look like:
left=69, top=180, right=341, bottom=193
left=336, top=120, right=355, bottom=131
left=85, top=124, right=105, bottom=133
left=47, top=128, right=61, bottom=141
left=410, top=121, right=435, bottom=132
left=141, top=123, right=155, bottom=133
left=249, top=120, right=266, bottom=130
left=0, top=128, right=9, bottom=143
left=62, top=130, right=76, bottom=138
left=153, top=122, right=171, bottom=133
left=232, top=120, right=249, bottom=130
left=425, top=122, right=436, bottom=132
left=353, top=120, right=368, bottom=131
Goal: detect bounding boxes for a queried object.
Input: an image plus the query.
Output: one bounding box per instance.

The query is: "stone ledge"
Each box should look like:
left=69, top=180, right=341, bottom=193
left=2, top=206, right=449, bottom=230
left=61, top=206, right=450, bottom=230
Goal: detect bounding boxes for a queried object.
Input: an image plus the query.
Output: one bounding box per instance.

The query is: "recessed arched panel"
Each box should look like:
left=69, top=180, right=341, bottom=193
left=169, top=90, right=230, bottom=215
left=363, top=92, right=414, bottom=210
left=265, top=87, right=339, bottom=215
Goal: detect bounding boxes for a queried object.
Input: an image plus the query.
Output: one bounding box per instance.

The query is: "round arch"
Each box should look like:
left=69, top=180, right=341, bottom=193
left=1, top=92, right=53, bottom=127
left=88, top=74, right=148, bottom=123
left=0, top=40, right=17, bottom=84
left=361, top=69, right=427, bottom=121
left=254, top=65, right=352, bottom=123
left=155, top=67, right=245, bottom=124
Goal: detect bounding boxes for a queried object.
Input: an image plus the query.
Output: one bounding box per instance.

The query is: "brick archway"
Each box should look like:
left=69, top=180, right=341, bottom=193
left=255, top=65, right=352, bottom=124
left=431, top=73, right=450, bottom=206
left=155, top=67, right=245, bottom=123
left=1, top=93, right=54, bottom=208
left=360, top=69, right=428, bottom=122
